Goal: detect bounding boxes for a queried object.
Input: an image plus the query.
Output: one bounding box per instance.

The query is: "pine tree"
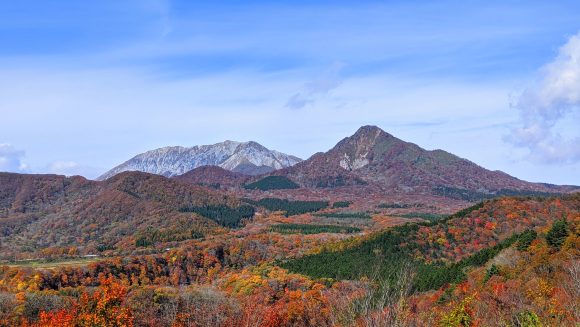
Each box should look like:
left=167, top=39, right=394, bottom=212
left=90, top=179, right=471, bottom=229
left=546, top=218, right=568, bottom=250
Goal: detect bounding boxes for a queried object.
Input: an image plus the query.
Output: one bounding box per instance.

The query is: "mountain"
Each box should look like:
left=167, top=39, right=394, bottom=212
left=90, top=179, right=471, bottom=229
left=0, top=171, right=247, bottom=260
left=98, top=141, right=302, bottom=180
left=173, top=165, right=250, bottom=189
left=276, top=126, right=578, bottom=198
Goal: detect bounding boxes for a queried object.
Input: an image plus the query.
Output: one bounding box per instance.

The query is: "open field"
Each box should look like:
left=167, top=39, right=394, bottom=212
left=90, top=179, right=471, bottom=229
left=2, top=257, right=102, bottom=269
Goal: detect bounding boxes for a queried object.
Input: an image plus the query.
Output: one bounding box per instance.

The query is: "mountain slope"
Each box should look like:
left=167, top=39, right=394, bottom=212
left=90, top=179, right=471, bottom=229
left=0, top=171, right=246, bottom=260
left=283, top=193, right=580, bottom=281
left=173, top=165, right=250, bottom=189
left=277, top=126, right=577, bottom=196
left=98, top=141, right=301, bottom=180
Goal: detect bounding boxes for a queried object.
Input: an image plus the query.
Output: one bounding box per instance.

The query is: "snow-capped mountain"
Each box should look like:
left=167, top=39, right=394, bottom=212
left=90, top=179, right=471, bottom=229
left=97, top=141, right=302, bottom=180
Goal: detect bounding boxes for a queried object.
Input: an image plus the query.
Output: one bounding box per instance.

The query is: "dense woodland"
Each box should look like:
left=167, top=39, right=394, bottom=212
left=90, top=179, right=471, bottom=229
left=243, top=198, right=329, bottom=217
left=244, top=176, right=300, bottom=191
left=179, top=204, right=255, bottom=228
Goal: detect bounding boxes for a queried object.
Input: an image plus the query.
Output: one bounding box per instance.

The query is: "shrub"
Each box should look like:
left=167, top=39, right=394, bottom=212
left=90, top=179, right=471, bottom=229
left=483, top=264, right=500, bottom=283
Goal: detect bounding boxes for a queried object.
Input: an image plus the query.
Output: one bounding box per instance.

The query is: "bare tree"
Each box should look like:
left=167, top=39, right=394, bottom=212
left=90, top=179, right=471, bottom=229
left=178, top=286, right=239, bottom=327
left=329, top=261, right=416, bottom=327
left=0, top=292, right=16, bottom=322
left=562, top=253, right=580, bottom=322
left=22, top=292, right=67, bottom=323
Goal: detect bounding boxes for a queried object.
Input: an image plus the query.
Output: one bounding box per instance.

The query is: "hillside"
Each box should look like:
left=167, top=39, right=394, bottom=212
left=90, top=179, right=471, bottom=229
left=98, top=140, right=302, bottom=180
left=283, top=193, right=580, bottom=283
left=1, top=192, right=577, bottom=326
left=0, top=172, right=247, bottom=260
left=173, top=165, right=250, bottom=189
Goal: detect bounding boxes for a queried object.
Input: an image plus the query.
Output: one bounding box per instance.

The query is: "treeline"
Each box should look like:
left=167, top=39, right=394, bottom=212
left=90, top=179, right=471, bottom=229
left=0, top=249, right=222, bottom=292
left=377, top=203, right=412, bottom=209
left=396, top=212, right=447, bottom=222
left=270, top=223, right=361, bottom=234
left=314, top=212, right=371, bottom=219
left=244, top=176, right=299, bottom=191
left=314, top=175, right=367, bottom=188
left=332, top=201, right=351, bottom=208
left=243, top=198, right=328, bottom=217
left=179, top=205, right=255, bottom=227
left=135, top=226, right=204, bottom=247
left=433, top=186, right=556, bottom=202
left=419, top=201, right=486, bottom=227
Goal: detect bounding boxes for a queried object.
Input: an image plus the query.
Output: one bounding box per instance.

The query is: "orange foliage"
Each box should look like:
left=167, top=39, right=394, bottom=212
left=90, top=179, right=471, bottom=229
left=28, top=277, right=133, bottom=327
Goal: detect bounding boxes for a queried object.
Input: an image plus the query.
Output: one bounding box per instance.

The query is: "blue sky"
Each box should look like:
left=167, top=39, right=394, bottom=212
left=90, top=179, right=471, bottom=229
left=1, top=0, right=579, bottom=184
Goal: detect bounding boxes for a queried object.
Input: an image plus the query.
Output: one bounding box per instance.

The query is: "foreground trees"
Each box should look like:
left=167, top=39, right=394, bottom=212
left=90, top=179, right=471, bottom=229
left=0, top=194, right=578, bottom=326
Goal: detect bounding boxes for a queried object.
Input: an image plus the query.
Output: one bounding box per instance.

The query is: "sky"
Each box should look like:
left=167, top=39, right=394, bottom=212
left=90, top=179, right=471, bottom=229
left=1, top=0, right=579, bottom=184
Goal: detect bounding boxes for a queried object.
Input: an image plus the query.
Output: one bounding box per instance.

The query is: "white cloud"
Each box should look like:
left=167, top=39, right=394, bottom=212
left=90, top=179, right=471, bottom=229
left=506, top=31, right=580, bottom=163
left=285, top=62, right=344, bottom=109
left=0, top=144, right=27, bottom=172
left=46, top=161, right=102, bottom=178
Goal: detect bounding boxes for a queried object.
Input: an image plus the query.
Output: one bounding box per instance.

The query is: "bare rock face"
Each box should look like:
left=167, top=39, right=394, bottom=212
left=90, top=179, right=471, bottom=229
left=340, top=153, right=370, bottom=171
left=98, top=141, right=302, bottom=180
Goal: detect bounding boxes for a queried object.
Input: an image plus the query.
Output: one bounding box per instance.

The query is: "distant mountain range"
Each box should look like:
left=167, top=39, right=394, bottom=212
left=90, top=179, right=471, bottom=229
left=96, top=126, right=578, bottom=199
left=98, top=141, right=302, bottom=180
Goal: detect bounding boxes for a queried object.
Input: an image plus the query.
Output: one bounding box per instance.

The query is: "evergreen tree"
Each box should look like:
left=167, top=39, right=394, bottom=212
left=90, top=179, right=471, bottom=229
left=545, top=218, right=568, bottom=250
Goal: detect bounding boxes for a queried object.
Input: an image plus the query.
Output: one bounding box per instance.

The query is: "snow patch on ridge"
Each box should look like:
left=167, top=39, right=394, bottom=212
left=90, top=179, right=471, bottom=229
left=98, top=141, right=301, bottom=180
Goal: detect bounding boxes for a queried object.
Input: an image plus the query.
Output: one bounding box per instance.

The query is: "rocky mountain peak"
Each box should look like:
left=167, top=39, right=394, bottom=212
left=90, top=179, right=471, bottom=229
left=355, top=125, right=387, bottom=135
left=332, top=126, right=397, bottom=171
left=279, top=125, right=573, bottom=194
left=98, top=141, right=302, bottom=180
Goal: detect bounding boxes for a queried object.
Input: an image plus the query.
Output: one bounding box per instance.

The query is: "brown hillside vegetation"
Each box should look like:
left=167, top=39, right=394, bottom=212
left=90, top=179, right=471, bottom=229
left=0, top=171, right=242, bottom=260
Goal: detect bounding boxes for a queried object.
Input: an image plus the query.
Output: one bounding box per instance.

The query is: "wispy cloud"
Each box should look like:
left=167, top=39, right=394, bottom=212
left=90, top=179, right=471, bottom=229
left=46, top=161, right=102, bottom=178
left=0, top=144, right=27, bottom=172
left=506, top=31, right=580, bottom=163
left=286, top=62, right=344, bottom=109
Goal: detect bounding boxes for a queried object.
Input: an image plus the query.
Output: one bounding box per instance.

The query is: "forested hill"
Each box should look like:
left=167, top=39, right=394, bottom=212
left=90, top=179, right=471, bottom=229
left=0, top=171, right=250, bottom=260
left=282, top=194, right=580, bottom=287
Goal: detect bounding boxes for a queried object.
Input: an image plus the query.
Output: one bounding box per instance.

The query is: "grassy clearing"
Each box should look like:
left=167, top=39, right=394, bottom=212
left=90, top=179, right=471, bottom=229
left=2, top=257, right=102, bottom=269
